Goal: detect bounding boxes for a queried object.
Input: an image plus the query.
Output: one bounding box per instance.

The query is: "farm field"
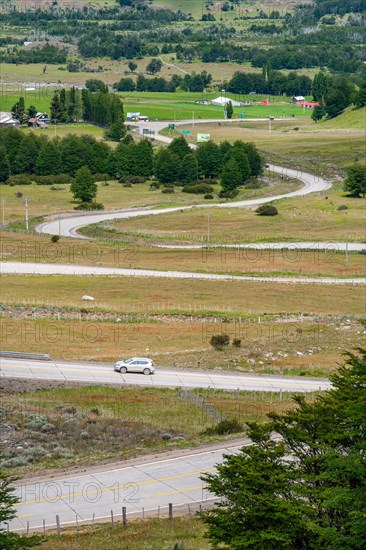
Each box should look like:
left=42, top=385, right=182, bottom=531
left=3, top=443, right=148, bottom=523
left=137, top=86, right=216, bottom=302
left=1, top=274, right=364, bottom=316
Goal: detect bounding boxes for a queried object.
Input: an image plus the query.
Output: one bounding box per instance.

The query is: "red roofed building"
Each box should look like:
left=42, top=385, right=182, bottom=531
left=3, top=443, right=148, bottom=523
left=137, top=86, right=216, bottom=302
left=298, top=101, right=320, bottom=109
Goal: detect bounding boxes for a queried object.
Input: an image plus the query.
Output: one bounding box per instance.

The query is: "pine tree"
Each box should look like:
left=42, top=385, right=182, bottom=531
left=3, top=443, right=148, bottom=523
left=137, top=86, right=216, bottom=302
left=168, top=136, right=191, bottom=159
left=50, top=91, right=66, bottom=123
left=154, top=149, right=180, bottom=183
left=104, top=119, right=125, bottom=142
left=0, top=147, right=10, bottom=182
left=73, top=89, right=83, bottom=122
left=35, top=140, right=62, bottom=176
left=230, top=147, right=251, bottom=183
left=179, top=152, right=198, bottom=184
left=11, top=97, right=25, bottom=122
left=133, top=139, right=154, bottom=177
left=197, top=141, right=221, bottom=178
left=343, top=164, right=366, bottom=197
left=0, top=467, right=43, bottom=548
left=221, top=158, right=242, bottom=191
left=236, top=141, right=264, bottom=177
left=71, top=166, right=97, bottom=203
left=226, top=100, right=233, bottom=119
left=27, top=105, right=37, bottom=118
left=13, top=134, right=41, bottom=174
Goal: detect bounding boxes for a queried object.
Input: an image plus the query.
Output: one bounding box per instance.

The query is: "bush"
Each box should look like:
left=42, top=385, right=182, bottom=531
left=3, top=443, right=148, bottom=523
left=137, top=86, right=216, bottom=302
left=219, top=189, right=239, bottom=199
left=7, top=174, right=32, bottom=185
left=123, top=183, right=132, bottom=188
left=94, top=173, right=110, bottom=182
left=150, top=182, right=160, bottom=190
left=338, top=205, right=348, bottom=211
left=255, top=204, right=278, bottom=216
left=203, top=418, right=243, bottom=436
left=199, top=177, right=219, bottom=185
left=119, top=175, right=147, bottom=184
left=33, top=174, right=73, bottom=185
left=210, top=333, right=230, bottom=350
left=15, top=191, right=23, bottom=198
left=51, top=235, right=60, bottom=243
left=204, top=193, right=214, bottom=199
left=233, top=338, right=242, bottom=347
left=245, top=179, right=264, bottom=189
left=183, top=183, right=214, bottom=194
left=74, top=202, right=104, bottom=210
left=50, top=185, right=65, bottom=191
left=162, top=187, right=174, bottom=193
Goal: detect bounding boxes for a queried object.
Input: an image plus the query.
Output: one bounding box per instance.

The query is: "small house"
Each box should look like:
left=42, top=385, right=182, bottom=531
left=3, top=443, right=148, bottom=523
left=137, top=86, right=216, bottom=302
left=0, top=111, right=20, bottom=127
left=28, top=118, right=37, bottom=127
left=297, top=101, right=320, bottom=109
left=292, top=96, right=305, bottom=103
left=35, top=112, right=50, bottom=123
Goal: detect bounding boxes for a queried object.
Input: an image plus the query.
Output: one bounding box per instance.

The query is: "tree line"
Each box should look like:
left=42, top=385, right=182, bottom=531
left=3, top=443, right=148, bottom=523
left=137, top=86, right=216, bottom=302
left=114, top=70, right=212, bottom=93
left=0, top=130, right=263, bottom=195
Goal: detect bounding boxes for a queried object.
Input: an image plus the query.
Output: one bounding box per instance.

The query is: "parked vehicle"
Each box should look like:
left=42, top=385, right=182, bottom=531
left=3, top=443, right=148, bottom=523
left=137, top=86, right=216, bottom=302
left=114, top=357, right=155, bottom=375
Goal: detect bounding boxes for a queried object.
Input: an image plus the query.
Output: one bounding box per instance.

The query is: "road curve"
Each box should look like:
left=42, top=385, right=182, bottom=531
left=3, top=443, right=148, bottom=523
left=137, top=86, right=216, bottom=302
left=37, top=163, right=331, bottom=238
left=1, top=261, right=364, bottom=285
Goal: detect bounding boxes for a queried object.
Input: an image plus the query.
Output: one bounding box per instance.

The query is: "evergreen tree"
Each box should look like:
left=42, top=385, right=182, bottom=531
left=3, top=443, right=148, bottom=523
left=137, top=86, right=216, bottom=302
left=109, top=142, right=135, bottom=178
left=73, top=89, right=83, bottom=122
left=343, top=164, right=366, bottom=197
left=179, top=152, right=198, bottom=184
left=168, top=136, right=191, bottom=159
left=230, top=147, right=251, bottom=183
left=50, top=91, right=66, bottom=122
left=154, top=148, right=180, bottom=183
left=0, top=127, right=23, bottom=168
left=197, top=140, right=221, bottom=178
left=0, top=147, right=10, bottom=182
left=27, top=105, right=37, bottom=118
left=355, top=81, right=366, bottom=108
left=311, top=104, right=326, bottom=122
left=237, top=142, right=264, bottom=177
left=11, top=97, right=25, bottom=122
left=312, top=71, right=332, bottom=102
left=35, top=140, right=62, bottom=176
left=81, top=89, right=92, bottom=120
left=13, top=133, right=42, bottom=174
left=0, top=468, right=43, bottom=548
left=226, top=100, right=233, bottom=119
left=71, top=166, right=97, bottom=203
left=60, top=135, right=88, bottom=176
left=134, top=139, right=154, bottom=177
left=202, top=349, right=366, bottom=549
left=104, top=119, right=125, bottom=142
left=221, top=158, right=242, bottom=191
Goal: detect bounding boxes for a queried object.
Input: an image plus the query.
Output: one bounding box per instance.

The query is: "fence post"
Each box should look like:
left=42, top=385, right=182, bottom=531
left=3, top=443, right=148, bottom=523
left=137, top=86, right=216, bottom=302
left=56, top=515, right=61, bottom=539
left=92, top=513, right=95, bottom=529
left=76, top=515, right=79, bottom=533
left=26, top=522, right=29, bottom=535
left=169, top=503, right=173, bottom=521
left=111, top=510, right=114, bottom=529
left=122, top=507, right=127, bottom=527
left=158, top=505, right=160, bottom=520
left=43, top=519, right=46, bottom=535
left=142, top=508, right=145, bottom=522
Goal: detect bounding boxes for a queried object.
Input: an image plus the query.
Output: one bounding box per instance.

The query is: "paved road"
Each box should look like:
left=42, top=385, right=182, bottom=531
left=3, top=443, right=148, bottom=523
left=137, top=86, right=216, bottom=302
left=10, top=442, right=246, bottom=532
left=37, top=162, right=331, bottom=238
left=1, top=261, right=364, bottom=285
left=0, top=358, right=330, bottom=393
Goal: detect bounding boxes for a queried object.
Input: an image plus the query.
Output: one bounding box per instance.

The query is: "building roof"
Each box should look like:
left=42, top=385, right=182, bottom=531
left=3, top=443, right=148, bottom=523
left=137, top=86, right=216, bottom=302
left=211, top=96, right=241, bottom=107
left=293, top=96, right=306, bottom=101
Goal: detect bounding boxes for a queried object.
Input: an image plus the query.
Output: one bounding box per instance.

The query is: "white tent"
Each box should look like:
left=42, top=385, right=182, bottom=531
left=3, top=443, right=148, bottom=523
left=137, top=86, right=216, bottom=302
left=211, top=96, right=241, bottom=107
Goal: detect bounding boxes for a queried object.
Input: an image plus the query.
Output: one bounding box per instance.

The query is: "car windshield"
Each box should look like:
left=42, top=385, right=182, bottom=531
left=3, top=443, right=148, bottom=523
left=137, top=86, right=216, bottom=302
left=124, top=358, right=134, bottom=364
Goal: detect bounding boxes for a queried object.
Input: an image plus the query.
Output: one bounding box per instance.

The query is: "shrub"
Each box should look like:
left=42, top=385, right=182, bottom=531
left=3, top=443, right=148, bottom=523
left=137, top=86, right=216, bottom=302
left=338, top=205, right=348, bottom=211
left=233, top=338, right=242, bottom=347
left=255, top=204, right=278, bottom=216
left=203, top=418, right=243, bottom=436
left=183, top=183, right=214, bottom=194
left=101, top=181, right=109, bottom=186
left=7, top=174, right=32, bottom=185
left=245, top=179, right=264, bottom=189
left=162, top=187, right=174, bottom=193
left=210, top=334, right=230, bottom=350
left=204, top=193, right=214, bottom=199
left=33, top=174, right=73, bottom=185
left=50, top=185, right=65, bottom=191
left=51, top=235, right=60, bottom=243
left=199, top=178, right=219, bottom=185
left=219, top=189, right=239, bottom=199
left=94, top=173, right=110, bottom=182
left=119, top=175, right=147, bottom=184
left=123, top=183, right=132, bottom=187
left=74, top=202, right=104, bottom=210
left=150, top=182, right=160, bottom=190
left=15, top=191, right=23, bottom=198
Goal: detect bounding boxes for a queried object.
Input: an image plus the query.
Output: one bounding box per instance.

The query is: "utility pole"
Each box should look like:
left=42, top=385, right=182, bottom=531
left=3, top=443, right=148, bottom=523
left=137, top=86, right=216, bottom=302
left=346, top=234, right=349, bottom=267
left=1, top=198, right=5, bottom=225
left=24, top=197, right=29, bottom=231
left=58, top=206, right=61, bottom=236
left=207, top=212, right=210, bottom=245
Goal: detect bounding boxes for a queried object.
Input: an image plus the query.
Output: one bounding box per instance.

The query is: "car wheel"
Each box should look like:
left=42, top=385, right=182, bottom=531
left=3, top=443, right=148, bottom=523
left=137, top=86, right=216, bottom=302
left=143, top=368, right=151, bottom=375
left=119, top=366, right=127, bottom=374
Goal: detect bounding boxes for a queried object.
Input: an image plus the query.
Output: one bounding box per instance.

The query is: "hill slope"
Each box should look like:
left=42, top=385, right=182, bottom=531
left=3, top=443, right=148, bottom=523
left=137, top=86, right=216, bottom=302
left=320, top=107, right=366, bottom=130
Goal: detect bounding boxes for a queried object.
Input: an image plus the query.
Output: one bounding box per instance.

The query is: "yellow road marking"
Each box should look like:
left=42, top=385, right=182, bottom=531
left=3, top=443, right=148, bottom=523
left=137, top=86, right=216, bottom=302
left=17, top=469, right=215, bottom=506
left=153, top=485, right=204, bottom=497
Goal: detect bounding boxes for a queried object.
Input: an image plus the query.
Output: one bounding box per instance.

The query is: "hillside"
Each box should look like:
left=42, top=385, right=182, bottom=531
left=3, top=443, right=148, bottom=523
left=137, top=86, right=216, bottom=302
left=320, top=106, right=366, bottom=130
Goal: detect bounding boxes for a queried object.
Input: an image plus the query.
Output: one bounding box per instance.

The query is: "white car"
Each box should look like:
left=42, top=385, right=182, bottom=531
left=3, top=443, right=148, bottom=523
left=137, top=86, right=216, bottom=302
left=114, top=357, right=155, bottom=375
